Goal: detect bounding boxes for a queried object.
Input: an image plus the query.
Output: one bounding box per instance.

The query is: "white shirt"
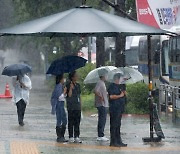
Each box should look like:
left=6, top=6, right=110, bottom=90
left=59, top=93, right=66, bottom=102
left=12, top=75, right=32, bottom=104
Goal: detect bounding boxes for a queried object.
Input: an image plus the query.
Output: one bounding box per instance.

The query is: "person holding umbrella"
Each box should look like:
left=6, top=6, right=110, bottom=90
left=46, top=56, right=87, bottom=143
left=51, top=74, right=68, bottom=143
left=66, top=71, right=82, bottom=143
left=12, top=74, right=32, bottom=126
left=94, top=69, right=109, bottom=141
left=2, top=63, right=32, bottom=126
left=107, top=73, right=127, bottom=147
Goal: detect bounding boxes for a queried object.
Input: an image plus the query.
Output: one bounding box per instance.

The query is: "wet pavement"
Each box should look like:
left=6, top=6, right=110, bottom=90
left=0, top=75, right=180, bottom=154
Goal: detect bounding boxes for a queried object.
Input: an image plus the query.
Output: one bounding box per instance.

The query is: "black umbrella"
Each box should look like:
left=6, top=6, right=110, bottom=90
left=0, top=6, right=169, bottom=37
left=46, top=55, right=87, bottom=75
left=2, top=63, right=32, bottom=76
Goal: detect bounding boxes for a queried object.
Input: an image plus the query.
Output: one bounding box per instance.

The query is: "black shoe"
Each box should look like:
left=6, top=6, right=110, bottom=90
left=118, top=143, right=127, bottom=147
left=110, top=143, right=127, bottom=147
left=57, top=137, right=68, bottom=143
left=110, top=143, right=120, bottom=147
left=19, top=122, right=24, bottom=126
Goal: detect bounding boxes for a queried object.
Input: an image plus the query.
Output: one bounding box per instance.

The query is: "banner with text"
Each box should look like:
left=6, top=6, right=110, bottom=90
left=136, top=0, right=180, bottom=29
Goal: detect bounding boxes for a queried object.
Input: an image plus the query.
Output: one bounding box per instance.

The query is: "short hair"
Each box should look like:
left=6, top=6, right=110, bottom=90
left=56, top=74, right=64, bottom=84
left=98, top=69, right=108, bottom=78
left=69, top=71, right=76, bottom=81
left=113, top=73, right=122, bottom=81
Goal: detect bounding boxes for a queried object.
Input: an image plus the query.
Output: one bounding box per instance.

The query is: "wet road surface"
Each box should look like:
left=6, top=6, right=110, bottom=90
left=0, top=75, right=180, bottom=154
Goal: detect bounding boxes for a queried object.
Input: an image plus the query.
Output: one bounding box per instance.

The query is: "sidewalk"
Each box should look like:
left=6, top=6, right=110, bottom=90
left=0, top=75, right=180, bottom=154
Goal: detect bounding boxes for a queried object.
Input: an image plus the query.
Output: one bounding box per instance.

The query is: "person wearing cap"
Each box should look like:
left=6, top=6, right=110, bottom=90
left=108, top=73, right=127, bottom=147
left=94, top=69, right=109, bottom=141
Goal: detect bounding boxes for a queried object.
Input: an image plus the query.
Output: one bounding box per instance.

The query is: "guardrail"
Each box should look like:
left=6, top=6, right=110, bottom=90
left=159, top=84, right=180, bottom=123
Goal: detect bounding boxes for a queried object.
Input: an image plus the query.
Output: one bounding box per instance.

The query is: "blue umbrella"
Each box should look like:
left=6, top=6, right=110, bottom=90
left=46, top=55, right=87, bottom=75
left=2, top=63, right=32, bottom=76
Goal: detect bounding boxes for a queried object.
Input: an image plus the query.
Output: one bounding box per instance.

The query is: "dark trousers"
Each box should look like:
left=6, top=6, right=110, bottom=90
left=97, top=106, right=108, bottom=137
left=16, top=99, right=26, bottom=123
left=68, top=110, right=81, bottom=138
left=110, top=111, right=122, bottom=145
left=56, top=101, right=67, bottom=127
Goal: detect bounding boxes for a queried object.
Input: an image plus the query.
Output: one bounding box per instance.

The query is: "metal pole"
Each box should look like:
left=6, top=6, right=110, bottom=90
left=109, top=50, right=112, bottom=62
left=143, top=35, right=161, bottom=142
left=172, top=87, right=176, bottom=123
left=147, top=35, right=154, bottom=140
left=158, top=85, right=162, bottom=117
left=88, top=37, right=92, bottom=63
left=165, top=87, right=168, bottom=117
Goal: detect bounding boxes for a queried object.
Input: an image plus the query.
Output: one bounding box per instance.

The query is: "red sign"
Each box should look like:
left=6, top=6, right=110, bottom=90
left=136, top=0, right=160, bottom=28
left=136, top=0, right=180, bottom=29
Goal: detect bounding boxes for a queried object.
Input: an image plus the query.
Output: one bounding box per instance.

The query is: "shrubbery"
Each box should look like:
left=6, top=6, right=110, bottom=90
left=77, top=63, right=96, bottom=94
left=125, top=83, right=149, bottom=114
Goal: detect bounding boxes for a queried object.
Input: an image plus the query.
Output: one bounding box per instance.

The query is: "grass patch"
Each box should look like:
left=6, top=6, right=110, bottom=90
left=81, top=94, right=97, bottom=113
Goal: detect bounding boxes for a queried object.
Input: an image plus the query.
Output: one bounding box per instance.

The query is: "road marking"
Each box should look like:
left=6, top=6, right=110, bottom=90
left=36, top=141, right=180, bottom=152
left=10, top=141, right=39, bottom=154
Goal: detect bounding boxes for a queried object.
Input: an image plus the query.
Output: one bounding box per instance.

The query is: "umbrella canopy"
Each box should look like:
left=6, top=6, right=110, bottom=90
left=84, top=66, right=117, bottom=84
left=46, top=55, right=87, bottom=75
left=0, top=6, right=169, bottom=37
left=2, top=63, right=32, bottom=76
left=108, top=67, right=143, bottom=84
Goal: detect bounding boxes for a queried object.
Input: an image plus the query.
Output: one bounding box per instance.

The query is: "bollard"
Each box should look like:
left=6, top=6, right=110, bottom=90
left=165, top=86, right=168, bottom=117
left=172, top=87, right=176, bottom=123
left=158, top=85, right=163, bottom=117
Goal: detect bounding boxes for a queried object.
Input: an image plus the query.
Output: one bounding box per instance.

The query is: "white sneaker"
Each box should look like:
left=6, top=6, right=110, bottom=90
left=97, top=136, right=109, bottom=141
left=69, top=137, right=75, bottom=143
left=74, top=137, right=82, bottom=143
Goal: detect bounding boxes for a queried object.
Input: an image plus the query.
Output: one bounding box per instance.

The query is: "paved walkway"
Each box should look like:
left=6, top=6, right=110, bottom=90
left=0, top=75, right=180, bottom=154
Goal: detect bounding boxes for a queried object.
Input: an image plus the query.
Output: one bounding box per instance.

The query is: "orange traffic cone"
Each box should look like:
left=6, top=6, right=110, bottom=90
left=0, top=83, right=12, bottom=98
left=5, top=83, right=12, bottom=97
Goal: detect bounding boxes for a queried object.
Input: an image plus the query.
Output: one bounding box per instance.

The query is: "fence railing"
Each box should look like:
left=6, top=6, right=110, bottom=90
left=158, top=84, right=180, bottom=123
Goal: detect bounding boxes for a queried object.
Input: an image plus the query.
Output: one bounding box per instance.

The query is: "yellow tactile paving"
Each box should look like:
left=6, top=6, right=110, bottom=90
left=37, top=141, right=180, bottom=152
left=10, top=141, right=39, bottom=154
left=10, top=140, right=180, bottom=153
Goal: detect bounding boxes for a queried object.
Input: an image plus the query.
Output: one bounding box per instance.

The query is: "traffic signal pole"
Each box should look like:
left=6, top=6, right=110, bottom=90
left=142, top=35, right=161, bottom=142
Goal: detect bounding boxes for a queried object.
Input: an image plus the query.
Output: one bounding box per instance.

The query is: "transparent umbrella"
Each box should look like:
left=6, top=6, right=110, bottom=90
left=108, top=67, right=143, bottom=84
left=84, top=66, right=116, bottom=84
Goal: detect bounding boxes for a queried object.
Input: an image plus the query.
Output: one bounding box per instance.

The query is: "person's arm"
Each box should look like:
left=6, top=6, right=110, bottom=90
left=94, top=91, right=104, bottom=101
left=108, top=84, right=125, bottom=100
left=109, top=92, right=125, bottom=100
left=20, top=76, right=32, bottom=90
left=94, top=83, right=104, bottom=101
left=68, top=82, right=74, bottom=97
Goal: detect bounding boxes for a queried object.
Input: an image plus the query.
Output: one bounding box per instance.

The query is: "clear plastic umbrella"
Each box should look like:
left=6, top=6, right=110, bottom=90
left=108, top=67, right=143, bottom=84
left=84, top=66, right=117, bottom=84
